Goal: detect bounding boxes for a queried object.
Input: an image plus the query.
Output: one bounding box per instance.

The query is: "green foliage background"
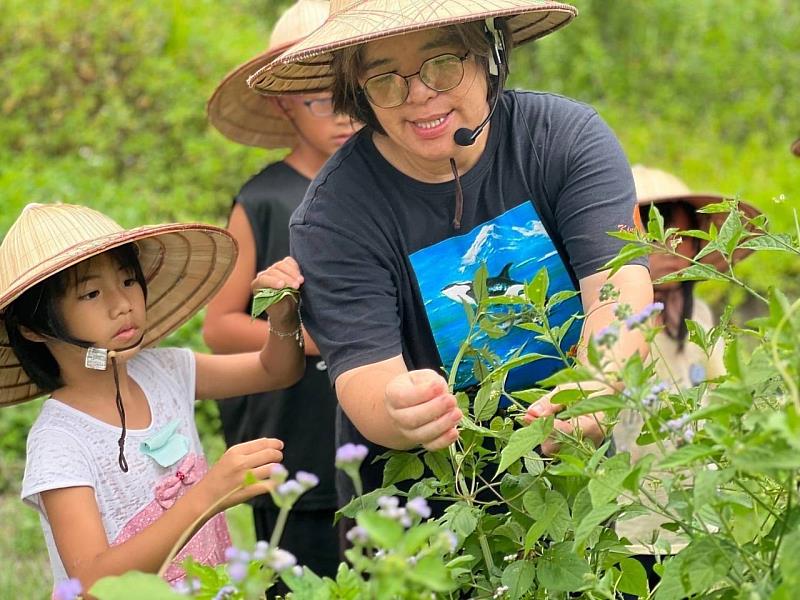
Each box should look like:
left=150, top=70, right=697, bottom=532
left=0, top=0, right=797, bottom=594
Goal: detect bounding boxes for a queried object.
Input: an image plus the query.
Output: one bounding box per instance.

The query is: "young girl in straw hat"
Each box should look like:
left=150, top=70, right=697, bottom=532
left=0, top=202, right=305, bottom=594
left=247, top=0, right=653, bottom=501
left=614, top=165, right=760, bottom=594
left=205, top=0, right=358, bottom=582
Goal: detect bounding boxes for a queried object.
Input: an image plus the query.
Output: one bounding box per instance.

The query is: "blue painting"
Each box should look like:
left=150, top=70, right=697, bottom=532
left=409, top=202, right=582, bottom=392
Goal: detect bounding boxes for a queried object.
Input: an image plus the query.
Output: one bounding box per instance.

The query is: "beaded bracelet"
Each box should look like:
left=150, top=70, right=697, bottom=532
left=269, top=310, right=304, bottom=348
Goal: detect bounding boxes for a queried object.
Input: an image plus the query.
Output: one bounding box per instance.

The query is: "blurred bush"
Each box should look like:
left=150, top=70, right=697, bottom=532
left=1, top=0, right=798, bottom=466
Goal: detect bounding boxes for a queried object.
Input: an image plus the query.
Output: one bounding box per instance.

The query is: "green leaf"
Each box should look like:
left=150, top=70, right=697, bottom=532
left=382, top=452, right=424, bottom=486
left=739, top=232, right=795, bottom=252
left=357, top=511, right=404, bottom=548
left=537, top=366, right=594, bottom=388
left=522, top=489, right=571, bottom=542
left=537, top=542, right=591, bottom=592
left=588, top=453, right=632, bottom=507
left=502, top=560, right=537, bottom=600
left=716, top=210, right=744, bottom=257
left=251, top=286, right=299, bottom=319
left=559, top=394, right=626, bottom=418
left=654, top=263, right=728, bottom=284
left=443, top=503, right=479, bottom=539
left=90, top=572, right=178, bottom=599
left=473, top=382, right=501, bottom=421
left=337, top=485, right=400, bottom=519
left=602, top=243, right=653, bottom=274
left=525, top=268, right=549, bottom=308
left=617, top=557, right=649, bottom=597
left=572, top=503, right=619, bottom=551
left=658, top=443, right=717, bottom=469
left=497, top=417, right=553, bottom=475
left=407, top=553, right=456, bottom=592
left=546, top=289, right=580, bottom=310
left=424, top=450, right=453, bottom=482
left=473, top=263, right=489, bottom=304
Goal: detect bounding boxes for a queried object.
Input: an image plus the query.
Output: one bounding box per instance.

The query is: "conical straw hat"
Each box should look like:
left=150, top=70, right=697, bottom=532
left=0, top=203, right=237, bottom=406
left=207, top=0, right=331, bottom=148
left=632, top=165, right=761, bottom=271
left=248, top=0, right=577, bottom=95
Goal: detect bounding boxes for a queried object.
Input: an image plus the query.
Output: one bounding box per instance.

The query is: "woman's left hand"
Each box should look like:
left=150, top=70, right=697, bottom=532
left=523, top=387, right=606, bottom=456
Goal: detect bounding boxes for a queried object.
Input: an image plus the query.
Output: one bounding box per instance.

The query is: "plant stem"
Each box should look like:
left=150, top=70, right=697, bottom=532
left=269, top=505, right=291, bottom=549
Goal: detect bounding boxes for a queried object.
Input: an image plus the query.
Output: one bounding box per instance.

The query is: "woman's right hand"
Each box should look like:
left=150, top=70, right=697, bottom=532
left=384, top=369, right=462, bottom=451
left=198, top=437, right=284, bottom=511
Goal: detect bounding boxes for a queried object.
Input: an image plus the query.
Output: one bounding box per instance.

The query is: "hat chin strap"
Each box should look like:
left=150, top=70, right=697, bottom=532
left=80, top=333, right=145, bottom=474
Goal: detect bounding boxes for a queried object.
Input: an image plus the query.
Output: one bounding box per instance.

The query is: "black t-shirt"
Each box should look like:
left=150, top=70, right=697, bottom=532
left=290, top=91, right=641, bottom=501
left=217, top=161, right=338, bottom=511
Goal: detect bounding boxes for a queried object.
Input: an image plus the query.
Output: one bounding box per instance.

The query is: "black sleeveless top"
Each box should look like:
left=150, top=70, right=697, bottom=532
left=217, top=161, right=337, bottom=510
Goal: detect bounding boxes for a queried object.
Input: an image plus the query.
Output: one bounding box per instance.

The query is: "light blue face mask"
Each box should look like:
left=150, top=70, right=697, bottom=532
left=139, top=419, right=189, bottom=467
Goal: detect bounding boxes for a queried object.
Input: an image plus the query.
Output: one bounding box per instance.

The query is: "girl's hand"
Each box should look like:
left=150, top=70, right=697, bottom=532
left=252, top=256, right=303, bottom=324
left=384, top=369, right=462, bottom=451
left=199, top=437, right=284, bottom=511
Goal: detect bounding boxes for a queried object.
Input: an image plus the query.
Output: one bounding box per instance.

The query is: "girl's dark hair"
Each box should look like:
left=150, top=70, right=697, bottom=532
left=4, top=244, right=147, bottom=392
left=331, top=20, right=513, bottom=134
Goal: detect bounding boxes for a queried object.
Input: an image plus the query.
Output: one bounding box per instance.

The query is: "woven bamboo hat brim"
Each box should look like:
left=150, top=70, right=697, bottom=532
left=632, top=165, right=761, bottom=272
left=207, top=0, right=331, bottom=149
left=792, top=137, right=800, bottom=157
left=248, top=0, right=578, bottom=95
left=0, top=203, right=237, bottom=406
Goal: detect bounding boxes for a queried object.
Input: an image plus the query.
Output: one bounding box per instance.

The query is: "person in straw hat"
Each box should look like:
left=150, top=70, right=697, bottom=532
left=613, top=165, right=761, bottom=595
left=205, top=0, right=357, bottom=581
left=0, top=203, right=306, bottom=594
left=247, top=0, right=654, bottom=501
left=247, top=0, right=656, bottom=498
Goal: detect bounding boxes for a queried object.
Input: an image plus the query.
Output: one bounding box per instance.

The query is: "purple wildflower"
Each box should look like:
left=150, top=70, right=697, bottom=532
left=346, top=525, right=369, bottom=544
left=270, top=464, right=288, bottom=482
left=54, top=578, right=83, bottom=600
left=296, top=471, right=320, bottom=490
left=594, top=323, right=620, bottom=348
left=662, top=415, right=690, bottom=433
left=277, top=480, right=304, bottom=500
left=253, top=540, right=269, bottom=560
left=335, top=443, right=369, bottom=467
left=406, top=497, right=432, bottom=519
left=689, top=363, right=707, bottom=386
left=642, top=381, right=669, bottom=409
left=625, top=302, right=665, bottom=329
left=214, top=585, right=237, bottom=600
left=291, top=565, right=304, bottom=577
left=267, top=548, right=297, bottom=572
left=229, top=561, right=248, bottom=583
left=377, top=496, right=399, bottom=510
left=224, top=546, right=249, bottom=563
left=442, top=530, right=458, bottom=552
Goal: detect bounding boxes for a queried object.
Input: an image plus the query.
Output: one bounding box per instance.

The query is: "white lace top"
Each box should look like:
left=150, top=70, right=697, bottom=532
left=21, top=348, right=230, bottom=590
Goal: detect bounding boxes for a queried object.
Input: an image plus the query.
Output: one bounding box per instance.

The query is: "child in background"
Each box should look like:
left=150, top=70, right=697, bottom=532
left=0, top=203, right=305, bottom=594
left=204, top=0, right=358, bottom=581
left=614, top=166, right=760, bottom=593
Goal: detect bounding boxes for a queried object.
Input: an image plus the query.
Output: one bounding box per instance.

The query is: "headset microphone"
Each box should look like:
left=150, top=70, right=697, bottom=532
left=454, top=17, right=507, bottom=147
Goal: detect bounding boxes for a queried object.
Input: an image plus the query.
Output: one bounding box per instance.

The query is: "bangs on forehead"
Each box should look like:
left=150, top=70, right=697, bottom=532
left=59, top=244, right=140, bottom=291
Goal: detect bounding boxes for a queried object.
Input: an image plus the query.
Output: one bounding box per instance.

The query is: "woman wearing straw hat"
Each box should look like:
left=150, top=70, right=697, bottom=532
left=248, top=0, right=654, bottom=500
left=204, top=0, right=358, bottom=581
left=614, top=165, right=760, bottom=595
left=0, top=203, right=305, bottom=593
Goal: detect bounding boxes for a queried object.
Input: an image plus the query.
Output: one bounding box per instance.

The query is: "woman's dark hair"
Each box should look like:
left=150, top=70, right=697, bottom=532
left=331, top=19, right=513, bottom=134
left=4, top=244, right=147, bottom=392
left=641, top=201, right=701, bottom=346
